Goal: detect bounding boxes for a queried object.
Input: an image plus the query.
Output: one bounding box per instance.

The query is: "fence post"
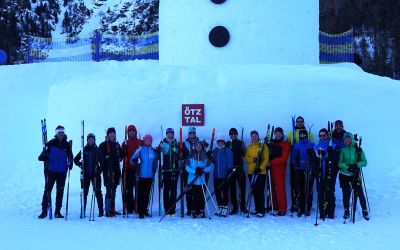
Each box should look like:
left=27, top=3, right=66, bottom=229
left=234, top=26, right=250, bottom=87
left=27, top=35, right=31, bottom=63
left=95, top=30, right=101, bottom=62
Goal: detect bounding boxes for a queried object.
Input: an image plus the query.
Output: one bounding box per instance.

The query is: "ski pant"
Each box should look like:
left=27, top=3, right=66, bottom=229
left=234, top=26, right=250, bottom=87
left=122, top=167, right=137, bottom=213
left=104, top=172, right=118, bottom=215
left=339, top=173, right=367, bottom=211
left=295, top=169, right=315, bottom=214
left=163, top=172, right=179, bottom=214
left=214, top=178, right=229, bottom=207
left=270, top=164, right=288, bottom=213
left=182, top=169, right=192, bottom=213
left=248, top=174, right=266, bottom=214
left=229, top=167, right=247, bottom=211
left=41, top=171, right=66, bottom=214
left=190, top=185, right=205, bottom=213
left=317, top=175, right=336, bottom=218
left=138, top=177, right=153, bottom=217
left=82, top=175, right=103, bottom=214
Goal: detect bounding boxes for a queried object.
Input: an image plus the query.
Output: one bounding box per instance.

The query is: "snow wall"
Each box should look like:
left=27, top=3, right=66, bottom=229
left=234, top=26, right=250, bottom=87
left=159, top=0, right=319, bottom=65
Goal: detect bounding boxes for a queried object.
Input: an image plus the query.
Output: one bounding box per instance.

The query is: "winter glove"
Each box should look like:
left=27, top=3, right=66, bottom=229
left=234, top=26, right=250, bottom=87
left=131, top=158, right=139, bottom=164
left=195, top=167, right=203, bottom=176
left=348, top=164, right=358, bottom=173
left=38, top=149, right=48, bottom=161
left=253, top=158, right=258, bottom=163
left=307, top=149, right=315, bottom=156
left=202, top=140, right=209, bottom=148
left=327, top=146, right=333, bottom=152
left=68, top=163, right=73, bottom=171
left=253, top=168, right=261, bottom=175
left=318, top=149, right=325, bottom=156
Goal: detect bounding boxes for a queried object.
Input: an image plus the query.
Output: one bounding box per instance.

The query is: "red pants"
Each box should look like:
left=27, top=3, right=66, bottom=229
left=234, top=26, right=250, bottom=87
left=270, top=164, right=287, bottom=212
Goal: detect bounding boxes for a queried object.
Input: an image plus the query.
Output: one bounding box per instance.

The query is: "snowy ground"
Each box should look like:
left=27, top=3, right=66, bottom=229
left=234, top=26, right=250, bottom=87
left=0, top=61, right=400, bottom=250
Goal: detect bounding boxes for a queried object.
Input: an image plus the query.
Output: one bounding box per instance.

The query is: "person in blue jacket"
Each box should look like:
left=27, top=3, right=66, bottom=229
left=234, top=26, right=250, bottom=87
left=212, top=136, right=233, bottom=217
left=185, top=141, right=211, bottom=218
left=130, top=134, right=158, bottom=219
left=290, top=129, right=315, bottom=217
left=38, top=125, right=73, bottom=219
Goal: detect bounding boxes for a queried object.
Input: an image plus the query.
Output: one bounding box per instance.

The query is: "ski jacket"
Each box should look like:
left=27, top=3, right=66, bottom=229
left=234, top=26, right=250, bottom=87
left=161, top=138, right=180, bottom=171
left=121, top=137, right=143, bottom=171
left=332, top=129, right=347, bottom=150
left=185, top=152, right=211, bottom=186
left=99, top=140, right=122, bottom=186
left=244, top=141, right=269, bottom=175
left=131, top=146, right=158, bottom=178
left=287, top=129, right=315, bottom=145
left=313, top=140, right=338, bottom=177
left=290, top=138, right=315, bottom=170
left=225, top=138, right=245, bottom=167
left=42, top=137, right=73, bottom=173
left=338, top=137, right=367, bottom=176
left=212, top=146, right=233, bottom=179
left=269, top=139, right=291, bottom=168
left=74, top=144, right=101, bottom=177
left=183, top=137, right=199, bottom=160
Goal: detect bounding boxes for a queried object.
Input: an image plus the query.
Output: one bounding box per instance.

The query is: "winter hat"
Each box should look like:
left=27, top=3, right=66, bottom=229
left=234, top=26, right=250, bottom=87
left=188, top=126, right=196, bottom=133
left=87, top=133, right=96, bottom=140
left=335, top=120, right=344, bottom=127
left=299, top=129, right=308, bottom=137
left=166, top=128, right=174, bottom=134
left=216, top=135, right=225, bottom=142
left=343, top=132, right=353, bottom=140
left=229, top=128, right=238, bottom=135
left=250, top=130, right=259, bottom=136
left=127, top=125, right=137, bottom=132
left=107, top=127, right=116, bottom=135
left=319, top=128, right=329, bottom=135
left=274, top=127, right=284, bottom=134
left=55, top=125, right=65, bottom=134
left=296, top=116, right=304, bottom=122
left=143, top=134, right=153, bottom=143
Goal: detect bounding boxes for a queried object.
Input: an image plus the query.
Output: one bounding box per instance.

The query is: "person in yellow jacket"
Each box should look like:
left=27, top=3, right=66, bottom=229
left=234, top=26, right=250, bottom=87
left=244, top=130, right=269, bottom=217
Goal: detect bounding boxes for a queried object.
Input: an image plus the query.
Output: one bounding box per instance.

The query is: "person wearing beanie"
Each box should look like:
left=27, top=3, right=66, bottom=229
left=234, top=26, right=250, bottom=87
left=130, top=134, right=158, bottom=218
left=290, top=126, right=316, bottom=217
left=37, top=125, right=73, bottom=219
left=245, top=130, right=269, bottom=218
left=212, top=135, right=233, bottom=217
left=99, top=128, right=122, bottom=217
left=225, top=127, right=247, bottom=214
left=157, top=127, right=180, bottom=216
left=121, top=124, right=143, bottom=214
left=185, top=141, right=211, bottom=218
left=73, top=133, right=104, bottom=217
left=268, top=127, right=291, bottom=216
left=332, top=120, right=347, bottom=150
left=338, top=132, right=369, bottom=221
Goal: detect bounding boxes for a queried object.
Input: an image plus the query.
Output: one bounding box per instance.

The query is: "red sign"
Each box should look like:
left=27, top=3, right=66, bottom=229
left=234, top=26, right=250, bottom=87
left=182, top=104, right=205, bottom=126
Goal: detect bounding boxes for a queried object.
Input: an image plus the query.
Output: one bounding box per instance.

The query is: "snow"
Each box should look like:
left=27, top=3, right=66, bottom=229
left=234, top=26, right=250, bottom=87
left=1, top=61, right=400, bottom=250
left=159, top=0, right=319, bottom=65
left=1, top=1, right=400, bottom=249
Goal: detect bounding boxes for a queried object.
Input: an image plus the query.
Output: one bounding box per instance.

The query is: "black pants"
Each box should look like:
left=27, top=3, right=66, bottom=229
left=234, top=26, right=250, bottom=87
left=248, top=174, right=266, bottom=214
left=122, top=167, right=137, bottom=213
left=138, top=178, right=154, bottom=216
left=82, top=175, right=103, bottom=214
left=214, top=178, right=229, bottom=207
left=104, top=172, right=117, bottom=215
left=297, top=169, right=315, bottom=213
left=229, top=167, right=247, bottom=210
left=163, top=172, right=179, bottom=214
left=317, top=166, right=338, bottom=218
left=190, top=185, right=205, bottom=213
left=41, top=171, right=67, bottom=213
left=339, top=173, right=367, bottom=211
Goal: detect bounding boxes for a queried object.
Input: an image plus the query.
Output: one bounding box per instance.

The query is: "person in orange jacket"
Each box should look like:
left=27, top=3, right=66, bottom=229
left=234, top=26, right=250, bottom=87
left=269, top=127, right=291, bottom=216
left=244, top=130, right=269, bottom=218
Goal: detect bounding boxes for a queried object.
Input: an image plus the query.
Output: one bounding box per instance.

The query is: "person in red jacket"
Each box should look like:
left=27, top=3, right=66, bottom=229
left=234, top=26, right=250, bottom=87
left=269, top=127, right=291, bottom=216
left=121, top=125, right=143, bottom=214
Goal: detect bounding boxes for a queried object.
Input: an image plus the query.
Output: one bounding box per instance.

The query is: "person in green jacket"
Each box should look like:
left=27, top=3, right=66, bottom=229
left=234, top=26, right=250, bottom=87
left=338, top=132, right=369, bottom=221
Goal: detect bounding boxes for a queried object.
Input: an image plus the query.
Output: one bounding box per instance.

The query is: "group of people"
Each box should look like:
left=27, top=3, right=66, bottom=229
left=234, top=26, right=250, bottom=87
left=37, top=116, right=370, bottom=222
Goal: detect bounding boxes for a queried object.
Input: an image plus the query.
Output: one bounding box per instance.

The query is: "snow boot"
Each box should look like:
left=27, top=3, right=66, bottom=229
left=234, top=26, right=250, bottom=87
left=54, top=212, right=64, bottom=219
left=343, top=209, right=350, bottom=219
left=256, top=212, right=265, bottom=218
left=362, top=210, right=370, bottom=221
left=38, top=210, right=47, bottom=219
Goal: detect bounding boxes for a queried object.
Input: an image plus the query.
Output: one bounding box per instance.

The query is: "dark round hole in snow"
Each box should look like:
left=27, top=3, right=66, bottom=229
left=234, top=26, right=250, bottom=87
left=211, top=0, right=226, bottom=4
left=209, top=26, right=230, bottom=48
